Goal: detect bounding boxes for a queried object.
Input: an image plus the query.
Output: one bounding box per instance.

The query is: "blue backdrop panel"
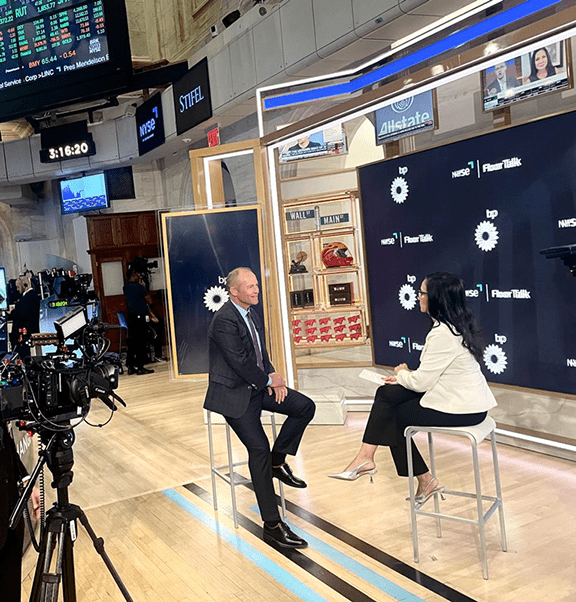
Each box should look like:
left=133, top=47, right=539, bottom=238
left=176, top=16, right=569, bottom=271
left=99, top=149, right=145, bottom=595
left=359, top=110, right=576, bottom=395
left=163, top=208, right=262, bottom=376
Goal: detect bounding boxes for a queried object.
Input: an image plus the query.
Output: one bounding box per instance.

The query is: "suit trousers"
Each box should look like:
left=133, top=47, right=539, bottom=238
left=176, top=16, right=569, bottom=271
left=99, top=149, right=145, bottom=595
left=126, top=315, right=149, bottom=369
left=225, top=387, right=315, bottom=522
left=362, top=384, right=487, bottom=477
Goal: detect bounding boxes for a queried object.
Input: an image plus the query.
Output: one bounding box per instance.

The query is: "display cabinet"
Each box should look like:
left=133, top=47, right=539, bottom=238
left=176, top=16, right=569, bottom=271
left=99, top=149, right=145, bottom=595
left=283, top=191, right=369, bottom=349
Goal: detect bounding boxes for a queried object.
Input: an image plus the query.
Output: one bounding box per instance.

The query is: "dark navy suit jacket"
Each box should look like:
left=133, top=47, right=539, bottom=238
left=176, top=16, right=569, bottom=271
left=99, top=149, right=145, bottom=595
left=203, top=301, right=274, bottom=419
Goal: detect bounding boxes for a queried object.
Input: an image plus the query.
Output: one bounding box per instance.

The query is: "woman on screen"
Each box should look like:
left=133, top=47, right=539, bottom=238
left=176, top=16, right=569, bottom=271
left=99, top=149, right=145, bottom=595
left=329, top=272, right=497, bottom=506
left=526, top=47, right=556, bottom=82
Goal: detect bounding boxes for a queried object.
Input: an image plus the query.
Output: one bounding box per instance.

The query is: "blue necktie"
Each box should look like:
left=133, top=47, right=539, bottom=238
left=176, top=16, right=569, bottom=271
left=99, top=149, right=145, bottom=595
left=246, top=310, right=265, bottom=371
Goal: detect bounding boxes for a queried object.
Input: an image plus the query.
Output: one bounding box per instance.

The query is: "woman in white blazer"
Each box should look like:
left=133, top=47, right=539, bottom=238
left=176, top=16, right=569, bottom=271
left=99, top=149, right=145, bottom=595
left=330, top=272, right=497, bottom=504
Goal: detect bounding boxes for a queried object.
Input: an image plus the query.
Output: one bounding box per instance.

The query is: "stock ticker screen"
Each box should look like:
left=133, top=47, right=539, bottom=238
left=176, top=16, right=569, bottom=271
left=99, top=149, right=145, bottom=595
left=359, top=109, right=576, bottom=395
left=0, top=0, right=108, bottom=92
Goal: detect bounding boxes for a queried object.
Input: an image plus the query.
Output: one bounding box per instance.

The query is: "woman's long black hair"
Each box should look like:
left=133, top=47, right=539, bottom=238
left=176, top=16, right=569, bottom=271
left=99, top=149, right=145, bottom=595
left=528, top=47, right=556, bottom=81
left=424, top=272, right=484, bottom=363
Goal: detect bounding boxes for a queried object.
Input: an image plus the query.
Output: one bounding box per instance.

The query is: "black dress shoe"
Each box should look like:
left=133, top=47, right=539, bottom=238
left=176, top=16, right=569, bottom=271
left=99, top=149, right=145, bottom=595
left=136, top=367, right=154, bottom=375
left=272, top=463, right=307, bottom=488
left=127, top=367, right=137, bottom=375
left=263, top=521, right=307, bottom=549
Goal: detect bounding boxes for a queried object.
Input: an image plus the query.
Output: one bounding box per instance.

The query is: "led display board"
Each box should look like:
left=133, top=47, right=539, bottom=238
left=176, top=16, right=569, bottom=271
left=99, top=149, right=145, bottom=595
left=172, top=57, right=212, bottom=136
left=0, top=0, right=131, bottom=121
left=359, top=110, right=576, bottom=395
left=135, top=93, right=165, bottom=156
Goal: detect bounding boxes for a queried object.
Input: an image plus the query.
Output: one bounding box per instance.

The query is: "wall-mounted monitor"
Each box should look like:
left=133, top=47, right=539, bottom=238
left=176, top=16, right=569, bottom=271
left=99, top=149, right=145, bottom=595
left=60, top=172, right=109, bottom=215
left=0, top=0, right=132, bottom=122
left=278, top=125, right=348, bottom=163
left=374, top=90, right=436, bottom=145
left=358, top=109, right=576, bottom=396
left=0, top=267, right=7, bottom=311
left=135, top=93, right=166, bottom=156
left=482, top=41, right=571, bottom=112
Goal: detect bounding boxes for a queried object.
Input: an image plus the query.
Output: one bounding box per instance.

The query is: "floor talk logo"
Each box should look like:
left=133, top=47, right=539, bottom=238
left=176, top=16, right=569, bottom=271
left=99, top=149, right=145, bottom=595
left=475, top=209, right=499, bottom=252
left=390, top=166, right=409, bottom=204
left=483, top=334, right=508, bottom=375
left=399, top=275, right=418, bottom=310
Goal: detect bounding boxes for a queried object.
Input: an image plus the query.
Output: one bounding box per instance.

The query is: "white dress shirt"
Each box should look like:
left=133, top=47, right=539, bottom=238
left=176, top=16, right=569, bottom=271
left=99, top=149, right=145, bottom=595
left=395, top=321, right=497, bottom=414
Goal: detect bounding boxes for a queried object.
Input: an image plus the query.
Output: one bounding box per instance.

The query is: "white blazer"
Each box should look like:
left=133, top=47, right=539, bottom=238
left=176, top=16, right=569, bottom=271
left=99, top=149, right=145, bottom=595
left=395, top=321, right=497, bottom=414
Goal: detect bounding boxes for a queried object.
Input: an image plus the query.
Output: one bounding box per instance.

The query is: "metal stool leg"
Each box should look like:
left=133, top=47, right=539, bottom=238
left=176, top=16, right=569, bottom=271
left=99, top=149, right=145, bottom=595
left=406, top=429, right=420, bottom=563
left=269, top=414, right=287, bottom=520
left=427, top=432, right=442, bottom=538
left=470, top=437, right=488, bottom=579
left=207, top=411, right=218, bottom=512
left=491, top=432, right=508, bottom=552
left=225, top=423, right=239, bottom=529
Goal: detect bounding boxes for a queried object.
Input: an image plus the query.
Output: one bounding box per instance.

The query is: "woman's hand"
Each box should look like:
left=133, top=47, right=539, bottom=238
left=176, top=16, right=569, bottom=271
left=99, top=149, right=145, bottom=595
left=384, top=375, right=398, bottom=384
left=394, top=363, right=409, bottom=374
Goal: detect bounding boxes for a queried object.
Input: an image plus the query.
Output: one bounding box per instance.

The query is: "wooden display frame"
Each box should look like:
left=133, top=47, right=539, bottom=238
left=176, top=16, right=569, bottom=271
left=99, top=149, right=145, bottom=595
left=282, top=190, right=369, bottom=350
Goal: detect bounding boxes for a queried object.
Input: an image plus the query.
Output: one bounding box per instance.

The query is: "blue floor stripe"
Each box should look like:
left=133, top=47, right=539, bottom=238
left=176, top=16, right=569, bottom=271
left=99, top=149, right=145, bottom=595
left=163, top=489, right=331, bottom=602
left=291, top=526, right=426, bottom=602
left=249, top=504, right=426, bottom=602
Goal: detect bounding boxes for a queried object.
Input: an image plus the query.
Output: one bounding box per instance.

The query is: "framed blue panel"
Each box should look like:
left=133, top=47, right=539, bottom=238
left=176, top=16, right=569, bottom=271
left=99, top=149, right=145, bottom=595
left=162, top=206, right=263, bottom=377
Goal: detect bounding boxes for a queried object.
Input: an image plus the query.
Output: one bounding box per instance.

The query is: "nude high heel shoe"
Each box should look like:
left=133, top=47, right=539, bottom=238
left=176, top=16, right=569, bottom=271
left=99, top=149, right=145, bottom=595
left=328, top=461, right=377, bottom=482
left=406, top=476, right=446, bottom=505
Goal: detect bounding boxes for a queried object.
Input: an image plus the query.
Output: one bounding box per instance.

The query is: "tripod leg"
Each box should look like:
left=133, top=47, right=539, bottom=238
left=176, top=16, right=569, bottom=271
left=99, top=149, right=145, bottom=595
left=29, top=521, right=70, bottom=602
left=61, top=527, right=77, bottom=602
left=77, top=511, right=134, bottom=602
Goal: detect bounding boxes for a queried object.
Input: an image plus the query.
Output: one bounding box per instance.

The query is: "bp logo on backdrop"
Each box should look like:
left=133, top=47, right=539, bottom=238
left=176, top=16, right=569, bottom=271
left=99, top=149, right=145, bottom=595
left=203, top=285, right=229, bottom=312
left=483, top=334, right=509, bottom=374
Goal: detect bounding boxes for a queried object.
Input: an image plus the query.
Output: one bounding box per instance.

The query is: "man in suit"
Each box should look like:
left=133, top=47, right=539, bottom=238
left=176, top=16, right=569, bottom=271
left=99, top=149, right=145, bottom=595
left=204, top=267, right=315, bottom=549
left=485, top=62, right=518, bottom=96
left=6, top=274, right=40, bottom=359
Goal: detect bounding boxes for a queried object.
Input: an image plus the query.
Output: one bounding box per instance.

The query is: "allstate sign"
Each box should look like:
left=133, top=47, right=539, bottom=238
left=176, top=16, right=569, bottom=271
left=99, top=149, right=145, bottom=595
left=375, top=90, right=435, bottom=144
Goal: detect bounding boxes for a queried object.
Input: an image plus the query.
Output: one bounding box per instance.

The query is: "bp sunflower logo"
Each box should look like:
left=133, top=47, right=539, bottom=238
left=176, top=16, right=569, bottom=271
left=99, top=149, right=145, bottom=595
left=203, top=286, right=229, bottom=312
left=390, top=177, right=409, bottom=204
left=399, top=284, right=417, bottom=310
left=483, top=344, right=508, bottom=374
left=475, top=221, right=499, bottom=252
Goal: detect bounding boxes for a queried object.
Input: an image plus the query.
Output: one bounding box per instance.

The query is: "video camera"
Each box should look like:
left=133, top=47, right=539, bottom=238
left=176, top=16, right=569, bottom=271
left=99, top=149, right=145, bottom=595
left=0, top=306, right=124, bottom=430
left=540, top=243, right=576, bottom=276
left=38, top=268, right=96, bottom=304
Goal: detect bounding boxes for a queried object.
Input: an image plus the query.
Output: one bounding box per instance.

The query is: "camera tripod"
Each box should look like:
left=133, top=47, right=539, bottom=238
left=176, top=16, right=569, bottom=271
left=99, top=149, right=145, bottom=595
left=11, top=430, right=134, bottom=602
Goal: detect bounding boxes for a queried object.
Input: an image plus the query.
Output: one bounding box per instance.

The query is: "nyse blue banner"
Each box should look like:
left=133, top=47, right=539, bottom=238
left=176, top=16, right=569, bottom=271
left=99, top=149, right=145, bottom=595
left=374, top=90, right=435, bottom=144
left=162, top=208, right=262, bottom=375
left=359, top=110, right=576, bottom=395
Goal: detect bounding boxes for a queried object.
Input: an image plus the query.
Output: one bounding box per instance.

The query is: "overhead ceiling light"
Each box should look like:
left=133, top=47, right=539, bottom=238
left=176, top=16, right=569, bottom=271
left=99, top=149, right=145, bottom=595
left=182, top=138, right=192, bottom=143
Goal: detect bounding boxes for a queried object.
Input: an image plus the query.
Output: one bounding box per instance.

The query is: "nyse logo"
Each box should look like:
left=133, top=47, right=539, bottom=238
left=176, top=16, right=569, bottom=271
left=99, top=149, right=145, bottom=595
left=558, top=218, right=576, bottom=228
left=568, top=359, right=576, bottom=367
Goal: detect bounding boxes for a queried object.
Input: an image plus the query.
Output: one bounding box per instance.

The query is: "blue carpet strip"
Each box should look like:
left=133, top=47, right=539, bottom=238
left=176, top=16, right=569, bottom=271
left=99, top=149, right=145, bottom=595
left=182, top=480, right=479, bottom=602
left=167, top=486, right=375, bottom=602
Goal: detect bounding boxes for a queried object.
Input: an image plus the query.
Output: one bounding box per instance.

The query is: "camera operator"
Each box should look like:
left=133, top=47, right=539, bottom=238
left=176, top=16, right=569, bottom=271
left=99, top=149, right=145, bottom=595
left=1, top=421, right=40, bottom=601
left=123, top=269, right=157, bottom=375
left=5, top=274, right=40, bottom=359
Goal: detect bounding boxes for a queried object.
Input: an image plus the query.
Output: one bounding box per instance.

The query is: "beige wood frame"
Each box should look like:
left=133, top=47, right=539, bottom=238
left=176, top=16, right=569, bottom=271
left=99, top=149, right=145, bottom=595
left=186, top=140, right=289, bottom=381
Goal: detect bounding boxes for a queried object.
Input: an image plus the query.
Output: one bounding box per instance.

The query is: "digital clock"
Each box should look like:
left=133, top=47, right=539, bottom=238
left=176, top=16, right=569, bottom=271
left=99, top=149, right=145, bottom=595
left=39, top=121, right=97, bottom=163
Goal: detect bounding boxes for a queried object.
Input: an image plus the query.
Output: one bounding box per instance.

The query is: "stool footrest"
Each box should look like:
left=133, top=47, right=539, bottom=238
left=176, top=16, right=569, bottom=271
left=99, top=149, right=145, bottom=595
left=212, top=468, right=250, bottom=487
left=444, top=489, right=498, bottom=502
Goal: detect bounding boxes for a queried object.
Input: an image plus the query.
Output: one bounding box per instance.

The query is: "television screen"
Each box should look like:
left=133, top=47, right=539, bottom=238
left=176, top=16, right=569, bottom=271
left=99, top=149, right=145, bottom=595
left=0, top=267, right=7, bottom=311
left=279, top=125, right=347, bottom=163
left=60, top=172, right=109, bottom=215
left=374, top=90, right=436, bottom=145
left=482, top=41, right=570, bottom=112
left=358, top=109, right=576, bottom=395
left=0, top=0, right=131, bottom=122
